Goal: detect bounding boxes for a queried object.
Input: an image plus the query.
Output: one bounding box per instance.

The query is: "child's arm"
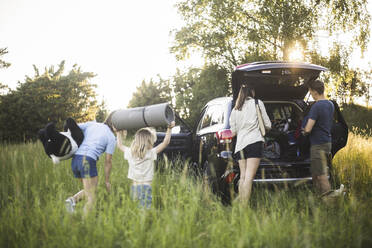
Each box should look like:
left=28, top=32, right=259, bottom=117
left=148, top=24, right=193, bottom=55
left=155, top=121, right=175, bottom=154
left=116, top=130, right=127, bottom=152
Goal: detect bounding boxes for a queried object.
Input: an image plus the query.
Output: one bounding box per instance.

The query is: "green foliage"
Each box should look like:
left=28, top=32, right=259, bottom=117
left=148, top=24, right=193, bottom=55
left=319, top=45, right=370, bottom=104
left=172, top=0, right=370, bottom=66
left=95, top=99, right=109, bottom=123
left=0, top=83, right=9, bottom=96
left=172, top=64, right=230, bottom=127
left=341, top=104, right=372, bottom=135
left=0, top=134, right=372, bottom=247
left=128, top=76, right=172, bottom=108
left=171, top=0, right=371, bottom=105
left=0, top=47, right=11, bottom=69
left=0, top=61, right=98, bottom=142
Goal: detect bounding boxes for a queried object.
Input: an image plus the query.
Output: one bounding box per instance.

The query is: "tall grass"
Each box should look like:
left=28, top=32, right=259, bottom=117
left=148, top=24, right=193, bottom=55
left=1, top=133, right=372, bottom=248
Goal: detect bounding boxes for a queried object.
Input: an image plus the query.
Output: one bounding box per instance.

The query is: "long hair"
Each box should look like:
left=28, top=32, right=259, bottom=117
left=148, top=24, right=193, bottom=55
left=130, top=127, right=157, bottom=159
left=234, top=85, right=255, bottom=111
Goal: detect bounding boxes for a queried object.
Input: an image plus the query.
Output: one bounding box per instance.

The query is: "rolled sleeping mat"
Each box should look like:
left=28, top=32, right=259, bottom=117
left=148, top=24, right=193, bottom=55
left=111, top=102, right=175, bottom=130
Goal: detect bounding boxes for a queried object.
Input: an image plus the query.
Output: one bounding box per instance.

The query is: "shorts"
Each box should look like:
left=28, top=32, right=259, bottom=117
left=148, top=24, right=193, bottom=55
left=235, top=141, right=263, bottom=160
left=130, top=184, right=152, bottom=209
left=310, top=143, right=332, bottom=176
left=71, top=155, right=98, bottom=178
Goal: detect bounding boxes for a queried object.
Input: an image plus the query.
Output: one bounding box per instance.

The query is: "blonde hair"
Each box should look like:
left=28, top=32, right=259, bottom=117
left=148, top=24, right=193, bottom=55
left=130, top=127, right=157, bottom=159
left=234, top=85, right=255, bottom=111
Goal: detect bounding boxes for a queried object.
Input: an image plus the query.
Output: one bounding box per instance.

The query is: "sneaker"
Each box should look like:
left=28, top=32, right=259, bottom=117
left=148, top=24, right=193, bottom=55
left=321, top=184, right=346, bottom=205
left=65, top=197, right=75, bottom=213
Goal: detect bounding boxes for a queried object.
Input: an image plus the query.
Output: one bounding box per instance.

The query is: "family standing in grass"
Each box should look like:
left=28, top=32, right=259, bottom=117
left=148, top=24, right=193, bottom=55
left=63, top=79, right=340, bottom=214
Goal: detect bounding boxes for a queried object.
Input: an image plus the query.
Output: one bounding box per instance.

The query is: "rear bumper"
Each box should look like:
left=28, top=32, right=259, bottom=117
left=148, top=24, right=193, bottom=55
left=253, top=177, right=312, bottom=183
left=218, top=151, right=312, bottom=183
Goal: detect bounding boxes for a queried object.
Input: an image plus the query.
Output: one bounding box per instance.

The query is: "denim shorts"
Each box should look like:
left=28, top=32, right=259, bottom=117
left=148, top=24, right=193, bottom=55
left=130, top=184, right=152, bottom=209
left=71, top=155, right=98, bottom=178
left=235, top=141, right=263, bottom=160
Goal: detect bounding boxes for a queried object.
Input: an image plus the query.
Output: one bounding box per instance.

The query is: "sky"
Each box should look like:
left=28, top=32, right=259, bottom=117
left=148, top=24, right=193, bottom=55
left=1, top=0, right=372, bottom=111
left=0, top=0, right=199, bottom=111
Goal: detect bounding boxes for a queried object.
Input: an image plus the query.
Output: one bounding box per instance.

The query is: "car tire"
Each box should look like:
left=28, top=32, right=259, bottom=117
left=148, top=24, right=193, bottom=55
left=203, top=160, right=231, bottom=205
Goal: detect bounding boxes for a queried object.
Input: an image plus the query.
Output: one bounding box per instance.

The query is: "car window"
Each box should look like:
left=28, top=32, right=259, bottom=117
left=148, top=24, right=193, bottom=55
left=210, top=105, right=224, bottom=126
left=197, top=104, right=224, bottom=131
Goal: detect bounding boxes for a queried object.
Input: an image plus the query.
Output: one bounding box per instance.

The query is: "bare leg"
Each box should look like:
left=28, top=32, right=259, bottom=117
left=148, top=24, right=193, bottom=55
left=313, top=174, right=331, bottom=195
left=82, top=176, right=98, bottom=216
left=241, top=158, right=260, bottom=204
left=238, top=160, right=246, bottom=203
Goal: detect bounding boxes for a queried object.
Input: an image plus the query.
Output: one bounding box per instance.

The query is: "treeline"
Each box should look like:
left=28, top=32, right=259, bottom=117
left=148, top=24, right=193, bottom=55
left=1, top=0, right=371, bottom=142
left=129, top=0, right=372, bottom=127
left=0, top=61, right=107, bottom=142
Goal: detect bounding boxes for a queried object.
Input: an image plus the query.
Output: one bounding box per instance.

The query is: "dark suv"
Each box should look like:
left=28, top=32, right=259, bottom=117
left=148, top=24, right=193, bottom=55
left=156, top=61, right=348, bottom=203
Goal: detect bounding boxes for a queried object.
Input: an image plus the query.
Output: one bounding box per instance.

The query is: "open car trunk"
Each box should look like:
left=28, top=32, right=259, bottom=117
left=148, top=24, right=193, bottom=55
left=260, top=100, right=348, bottom=162
left=232, top=61, right=327, bottom=101
left=231, top=62, right=348, bottom=159
left=261, top=101, right=309, bottom=161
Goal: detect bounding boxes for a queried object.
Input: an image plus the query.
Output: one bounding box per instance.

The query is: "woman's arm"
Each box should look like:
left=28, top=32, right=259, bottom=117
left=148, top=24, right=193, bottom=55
left=229, top=110, right=237, bottom=137
left=155, top=121, right=175, bottom=154
left=116, top=130, right=127, bottom=152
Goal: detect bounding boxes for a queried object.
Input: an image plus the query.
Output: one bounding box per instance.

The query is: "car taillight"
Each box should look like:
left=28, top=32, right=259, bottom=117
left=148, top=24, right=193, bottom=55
left=216, top=129, right=233, bottom=144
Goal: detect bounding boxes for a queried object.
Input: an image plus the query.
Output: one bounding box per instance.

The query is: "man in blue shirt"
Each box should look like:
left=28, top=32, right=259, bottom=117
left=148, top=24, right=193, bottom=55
left=302, top=80, right=334, bottom=196
left=65, top=113, right=116, bottom=215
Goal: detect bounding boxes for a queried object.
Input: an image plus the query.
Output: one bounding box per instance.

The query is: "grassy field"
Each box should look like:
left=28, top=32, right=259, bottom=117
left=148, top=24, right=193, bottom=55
left=1, top=133, right=372, bottom=248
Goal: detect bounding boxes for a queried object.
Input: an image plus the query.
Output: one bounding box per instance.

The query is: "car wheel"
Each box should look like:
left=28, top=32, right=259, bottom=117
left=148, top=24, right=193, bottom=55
left=203, top=160, right=231, bottom=205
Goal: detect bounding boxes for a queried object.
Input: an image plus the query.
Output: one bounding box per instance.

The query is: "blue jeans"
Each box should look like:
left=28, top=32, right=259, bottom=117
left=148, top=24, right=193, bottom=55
left=130, top=184, right=152, bottom=209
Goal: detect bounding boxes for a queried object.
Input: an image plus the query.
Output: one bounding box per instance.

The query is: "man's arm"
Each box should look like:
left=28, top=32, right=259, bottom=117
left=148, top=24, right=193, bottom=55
left=104, top=153, right=112, bottom=192
left=303, top=118, right=316, bottom=135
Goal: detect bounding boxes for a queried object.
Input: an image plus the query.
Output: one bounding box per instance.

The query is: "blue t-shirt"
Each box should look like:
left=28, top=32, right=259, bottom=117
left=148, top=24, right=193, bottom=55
left=75, top=121, right=116, bottom=160
left=305, top=100, right=334, bottom=145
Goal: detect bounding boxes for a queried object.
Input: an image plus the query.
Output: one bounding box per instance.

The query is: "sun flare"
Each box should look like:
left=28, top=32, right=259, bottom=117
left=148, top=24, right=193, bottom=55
left=288, top=42, right=304, bottom=61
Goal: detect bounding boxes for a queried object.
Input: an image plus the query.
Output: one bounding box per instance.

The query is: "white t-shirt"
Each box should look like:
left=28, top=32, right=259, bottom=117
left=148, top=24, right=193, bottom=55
left=229, top=98, right=271, bottom=153
left=124, top=146, right=157, bottom=182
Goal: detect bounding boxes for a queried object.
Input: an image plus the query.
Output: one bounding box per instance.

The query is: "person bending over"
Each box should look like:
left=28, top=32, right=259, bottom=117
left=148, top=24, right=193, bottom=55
left=65, top=113, right=116, bottom=216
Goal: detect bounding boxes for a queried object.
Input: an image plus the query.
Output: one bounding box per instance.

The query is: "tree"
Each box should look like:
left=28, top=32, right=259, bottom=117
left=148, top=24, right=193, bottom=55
left=0, top=61, right=98, bottom=142
left=171, top=0, right=370, bottom=68
left=0, top=47, right=11, bottom=69
left=172, top=64, right=229, bottom=126
left=95, top=99, right=109, bottom=123
left=317, top=44, right=368, bottom=104
left=128, top=76, right=172, bottom=108
left=0, top=83, right=9, bottom=96
left=170, top=0, right=371, bottom=108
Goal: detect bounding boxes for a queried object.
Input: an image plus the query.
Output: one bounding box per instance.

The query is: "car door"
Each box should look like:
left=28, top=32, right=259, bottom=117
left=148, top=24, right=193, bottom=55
left=155, top=114, right=193, bottom=160
left=195, top=104, right=225, bottom=170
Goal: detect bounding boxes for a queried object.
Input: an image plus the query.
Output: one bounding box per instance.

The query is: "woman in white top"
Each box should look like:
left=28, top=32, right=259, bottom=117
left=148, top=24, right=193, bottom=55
left=229, top=85, right=271, bottom=204
left=116, top=121, right=175, bottom=208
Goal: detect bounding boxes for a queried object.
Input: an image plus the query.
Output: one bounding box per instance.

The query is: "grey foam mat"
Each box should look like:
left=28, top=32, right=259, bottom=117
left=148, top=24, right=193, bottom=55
left=112, top=102, right=175, bottom=130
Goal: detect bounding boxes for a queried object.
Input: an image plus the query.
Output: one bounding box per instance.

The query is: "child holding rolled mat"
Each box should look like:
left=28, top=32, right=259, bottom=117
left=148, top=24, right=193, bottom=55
left=115, top=121, right=175, bottom=209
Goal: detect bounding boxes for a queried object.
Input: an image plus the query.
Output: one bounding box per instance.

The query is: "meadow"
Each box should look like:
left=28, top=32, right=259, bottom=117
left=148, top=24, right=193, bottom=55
left=1, top=132, right=372, bottom=248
